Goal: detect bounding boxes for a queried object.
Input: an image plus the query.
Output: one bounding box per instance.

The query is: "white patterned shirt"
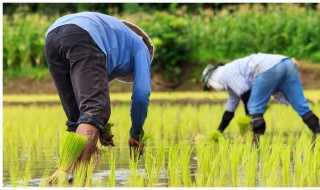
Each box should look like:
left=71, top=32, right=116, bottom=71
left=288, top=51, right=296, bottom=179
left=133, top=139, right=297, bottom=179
left=219, top=53, right=289, bottom=112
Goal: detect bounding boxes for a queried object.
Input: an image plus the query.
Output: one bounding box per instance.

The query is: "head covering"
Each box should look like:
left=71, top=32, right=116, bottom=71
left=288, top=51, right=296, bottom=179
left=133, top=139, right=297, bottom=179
left=201, top=63, right=224, bottom=91
left=115, top=20, right=154, bottom=83
left=208, top=67, right=225, bottom=91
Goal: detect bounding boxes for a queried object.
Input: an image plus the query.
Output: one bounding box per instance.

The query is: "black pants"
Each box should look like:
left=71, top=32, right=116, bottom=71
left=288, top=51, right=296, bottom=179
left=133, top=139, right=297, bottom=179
left=44, top=24, right=110, bottom=134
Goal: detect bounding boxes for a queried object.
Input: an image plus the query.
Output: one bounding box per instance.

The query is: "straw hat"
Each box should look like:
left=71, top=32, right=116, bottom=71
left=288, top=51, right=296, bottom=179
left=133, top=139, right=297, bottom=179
left=115, top=20, right=154, bottom=83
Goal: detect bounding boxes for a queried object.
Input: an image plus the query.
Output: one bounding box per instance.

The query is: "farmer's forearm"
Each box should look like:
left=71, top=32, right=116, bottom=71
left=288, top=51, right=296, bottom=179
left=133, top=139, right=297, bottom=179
left=241, top=90, right=251, bottom=115
left=217, top=111, right=235, bottom=132
left=130, top=86, right=150, bottom=140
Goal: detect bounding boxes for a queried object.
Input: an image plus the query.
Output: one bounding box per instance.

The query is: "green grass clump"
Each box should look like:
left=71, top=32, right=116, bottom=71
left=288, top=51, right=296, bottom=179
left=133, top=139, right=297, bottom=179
left=47, top=132, right=88, bottom=184
left=237, top=116, right=251, bottom=137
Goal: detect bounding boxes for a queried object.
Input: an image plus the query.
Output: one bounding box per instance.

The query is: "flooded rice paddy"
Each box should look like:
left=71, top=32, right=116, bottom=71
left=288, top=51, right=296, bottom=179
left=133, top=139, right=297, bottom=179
left=3, top=93, right=320, bottom=187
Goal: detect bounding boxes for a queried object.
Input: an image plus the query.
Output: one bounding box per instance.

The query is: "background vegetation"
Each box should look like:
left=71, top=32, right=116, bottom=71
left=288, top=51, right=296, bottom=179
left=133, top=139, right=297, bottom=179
left=3, top=3, right=320, bottom=82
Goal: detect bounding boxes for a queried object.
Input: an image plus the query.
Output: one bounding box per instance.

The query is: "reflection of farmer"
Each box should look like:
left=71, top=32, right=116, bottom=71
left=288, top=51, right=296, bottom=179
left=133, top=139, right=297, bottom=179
left=201, top=53, right=320, bottom=144
left=44, top=12, right=154, bottom=162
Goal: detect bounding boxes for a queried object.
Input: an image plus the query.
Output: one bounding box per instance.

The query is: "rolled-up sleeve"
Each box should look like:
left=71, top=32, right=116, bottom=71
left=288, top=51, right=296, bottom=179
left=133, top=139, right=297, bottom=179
left=130, top=49, right=151, bottom=140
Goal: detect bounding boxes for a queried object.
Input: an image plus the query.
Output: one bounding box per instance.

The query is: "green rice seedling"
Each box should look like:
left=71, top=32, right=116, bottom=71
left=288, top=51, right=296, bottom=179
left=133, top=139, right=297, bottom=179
left=264, top=144, right=281, bottom=187
left=23, top=157, right=33, bottom=187
left=140, top=144, right=164, bottom=186
left=154, top=145, right=166, bottom=180
left=72, top=162, right=87, bottom=187
left=141, top=134, right=152, bottom=144
left=131, top=133, right=152, bottom=160
left=237, top=116, right=251, bottom=137
left=144, top=147, right=154, bottom=186
left=126, top=153, right=145, bottom=187
left=281, top=147, right=291, bottom=187
left=208, top=130, right=223, bottom=142
left=243, top=143, right=258, bottom=187
left=3, top=93, right=320, bottom=187
left=177, top=105, right=199, bottom=140
left=167, top=143, right=181, bottom=186
left=39, top=168, right=53, bottom=187
left=195, top=142, right=220, bottom=187
left=47, top=132, right=88, bottom=185
left=195, top=144, right=210, bottom=186
left=72, top=157, right=96, bottom=187
left=8, top=142, right=20, bottom=187
left=144, top=145, right=166, bottom=186
left=293, top=134, right=309, bottom=187
left=108, top=153, right=116, bottom=187
left=180, top=144, right=192, bottom=186
left=313, top=137, right=320, bottom=186
left=307, top=153, right=316, bottom=186
left=84, top=158, right=96, bottom=187
left=229, top=142, right=243, bottom=186
left=215, top=140, right=230, bottom=186
left=205, top=156, right=221, bottom=187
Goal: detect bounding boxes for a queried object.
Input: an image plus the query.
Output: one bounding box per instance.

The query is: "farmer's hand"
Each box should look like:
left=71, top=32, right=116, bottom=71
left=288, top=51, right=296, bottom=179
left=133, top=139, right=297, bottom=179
left=128, top=137, right=144, bottom=158
left=99, top=133, right=115, bottom=147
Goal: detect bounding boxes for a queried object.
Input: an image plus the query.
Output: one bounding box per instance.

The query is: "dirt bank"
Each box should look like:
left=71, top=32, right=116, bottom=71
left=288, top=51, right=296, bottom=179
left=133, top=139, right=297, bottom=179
left=3, top=60, right=320, bottom=94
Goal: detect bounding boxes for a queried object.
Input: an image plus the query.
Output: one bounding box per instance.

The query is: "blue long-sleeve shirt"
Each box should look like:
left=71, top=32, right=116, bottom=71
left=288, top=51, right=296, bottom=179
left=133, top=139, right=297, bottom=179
left=46, top=12, right=151, bottom=139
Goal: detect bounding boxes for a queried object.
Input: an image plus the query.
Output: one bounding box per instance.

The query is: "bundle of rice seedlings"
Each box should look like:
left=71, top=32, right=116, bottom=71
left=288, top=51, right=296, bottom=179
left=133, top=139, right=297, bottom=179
left=99, top=122, right=115, bottom=148
left=104, top=122, right=114, bottom=136
left=208, top=130, right=223, bottom=142
left=141, top=134, right=152, bottom=144
left=237, top=116, right=251, bottom=137
left=47, top=132, right=88, bottom=184
left=131, top=133, right=152, bottom=160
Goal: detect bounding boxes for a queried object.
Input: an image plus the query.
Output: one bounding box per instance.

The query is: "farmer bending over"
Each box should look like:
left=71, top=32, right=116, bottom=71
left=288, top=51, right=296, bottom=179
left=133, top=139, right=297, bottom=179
left=44, top=12, right=154, bottom=162
left=201, top=53, right=320, bottom=144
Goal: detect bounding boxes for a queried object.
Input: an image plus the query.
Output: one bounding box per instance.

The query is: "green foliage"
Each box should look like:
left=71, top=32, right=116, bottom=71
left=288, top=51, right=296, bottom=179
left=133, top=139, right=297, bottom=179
left=137, top=12, right=193, bottom=82
left=3, top=14, right=50, bottom=70
left=4, top=66, right=49, bottom=81
left=3, top=4, right=320, bottom=82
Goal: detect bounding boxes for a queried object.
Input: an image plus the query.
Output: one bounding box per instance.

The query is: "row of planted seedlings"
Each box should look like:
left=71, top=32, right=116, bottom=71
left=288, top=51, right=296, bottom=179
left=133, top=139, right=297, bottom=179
left=3, top=103, right=320, bottom=187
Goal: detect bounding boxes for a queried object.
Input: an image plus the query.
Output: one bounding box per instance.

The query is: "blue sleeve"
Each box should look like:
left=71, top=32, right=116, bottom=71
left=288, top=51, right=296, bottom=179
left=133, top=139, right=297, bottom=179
left=129, top=49, right=152, bottom=140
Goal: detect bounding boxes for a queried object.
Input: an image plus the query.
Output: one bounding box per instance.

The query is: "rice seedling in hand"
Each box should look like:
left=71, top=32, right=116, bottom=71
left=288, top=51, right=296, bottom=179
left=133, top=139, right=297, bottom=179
left=99, top=122, right=115, bottom=147
left=208, top=130, right=223, bottom=142
left=47, top=132, right=88, bottom=185
left=130, top=133, right=152, bottom=160
left=237, top=116, right=251, bottom=137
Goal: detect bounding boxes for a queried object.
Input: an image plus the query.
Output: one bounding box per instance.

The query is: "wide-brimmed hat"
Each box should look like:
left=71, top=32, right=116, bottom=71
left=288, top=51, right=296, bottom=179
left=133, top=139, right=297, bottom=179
left=201, top=63, right=224, bottom=91
left=115, top=20, right=154, bottom=83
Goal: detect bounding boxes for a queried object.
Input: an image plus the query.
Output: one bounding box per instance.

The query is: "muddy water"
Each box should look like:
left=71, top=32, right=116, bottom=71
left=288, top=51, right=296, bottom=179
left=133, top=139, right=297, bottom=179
left=3, top=143, right=294, bottom=187
left=2, top=146, right=198, bottom=187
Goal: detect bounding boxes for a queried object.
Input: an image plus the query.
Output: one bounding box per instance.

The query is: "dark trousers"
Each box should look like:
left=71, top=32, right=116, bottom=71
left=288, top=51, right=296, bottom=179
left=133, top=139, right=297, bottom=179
left=44, top=24, right=110, bottom=134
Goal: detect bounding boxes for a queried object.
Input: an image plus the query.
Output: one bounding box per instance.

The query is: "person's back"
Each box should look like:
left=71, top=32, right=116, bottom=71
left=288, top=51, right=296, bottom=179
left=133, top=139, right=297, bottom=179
left=222, top=53, right=288, bottom=79
left=46, top=12, right=149, bottom=80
